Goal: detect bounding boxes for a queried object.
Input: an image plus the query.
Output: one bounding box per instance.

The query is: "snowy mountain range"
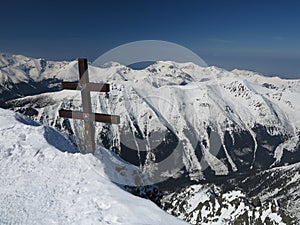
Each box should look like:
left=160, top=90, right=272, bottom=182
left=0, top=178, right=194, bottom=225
left=1, top=53, right=300, bottom=224
left=0, top=53, right=72, bottom=105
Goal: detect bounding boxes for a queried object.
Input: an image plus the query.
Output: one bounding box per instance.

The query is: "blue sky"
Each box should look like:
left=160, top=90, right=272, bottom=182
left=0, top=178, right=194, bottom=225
left=1, top=0, right=300, bottom=78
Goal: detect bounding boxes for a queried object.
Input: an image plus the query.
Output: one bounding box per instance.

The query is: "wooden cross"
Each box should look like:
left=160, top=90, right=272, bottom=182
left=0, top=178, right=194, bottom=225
left=59, top=58, right=120, bottom=154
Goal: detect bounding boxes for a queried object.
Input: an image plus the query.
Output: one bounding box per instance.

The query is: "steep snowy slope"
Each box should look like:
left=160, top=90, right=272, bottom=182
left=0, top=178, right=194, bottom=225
left=0, top=108, right=187, bottom=225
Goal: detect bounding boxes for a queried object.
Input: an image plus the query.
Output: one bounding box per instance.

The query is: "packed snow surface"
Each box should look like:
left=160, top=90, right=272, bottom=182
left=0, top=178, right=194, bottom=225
left=0, top=108, right=187, bottom=225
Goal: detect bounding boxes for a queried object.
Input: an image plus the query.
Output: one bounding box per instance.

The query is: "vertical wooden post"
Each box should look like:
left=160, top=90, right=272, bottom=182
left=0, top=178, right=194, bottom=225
left=59, top=58, right=120, bottom=154
left=78, top=58, right=95, bottom=154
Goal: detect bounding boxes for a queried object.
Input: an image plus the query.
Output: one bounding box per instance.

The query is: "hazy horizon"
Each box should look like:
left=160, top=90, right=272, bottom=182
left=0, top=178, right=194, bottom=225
left=1, top=0, right=300, bottom=78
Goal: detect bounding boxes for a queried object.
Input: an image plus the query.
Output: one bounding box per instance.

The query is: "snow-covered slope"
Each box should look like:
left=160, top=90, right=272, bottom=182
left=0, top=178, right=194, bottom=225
left=0, top=108, right=187, bottom=225
left=160, top=161, right=300, bottom=224
left=0, top=53, right=77, bottom=104
left=162, top=184, right=296, bottom=225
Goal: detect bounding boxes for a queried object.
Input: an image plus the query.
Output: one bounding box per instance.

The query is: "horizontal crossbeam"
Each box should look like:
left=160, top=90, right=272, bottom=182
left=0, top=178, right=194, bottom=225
left=59, top=109, right=120, bottom=124
left=62, top=82, right=110, bottom=92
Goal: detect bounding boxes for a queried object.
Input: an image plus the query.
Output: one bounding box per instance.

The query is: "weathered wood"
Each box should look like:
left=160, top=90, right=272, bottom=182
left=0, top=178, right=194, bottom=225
left=84, top=83, right=110, bottom=92
left=62, top=82, right=110, bottom=92
left=59, top=109, right=120, bottom=124
left=62, top=82, right=79, bottom=90
left=78, top=58, right=94, bottom=154
left=94, top=112, right=120, bottom=124
left=78, top=59, right=92, bottom=113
